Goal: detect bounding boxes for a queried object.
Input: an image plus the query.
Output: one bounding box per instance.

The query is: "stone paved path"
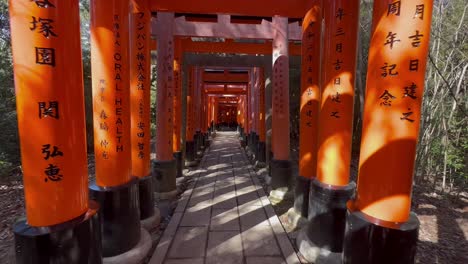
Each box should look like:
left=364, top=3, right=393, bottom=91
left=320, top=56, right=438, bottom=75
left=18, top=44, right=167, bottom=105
left=149, top=131, right=301, bottom=264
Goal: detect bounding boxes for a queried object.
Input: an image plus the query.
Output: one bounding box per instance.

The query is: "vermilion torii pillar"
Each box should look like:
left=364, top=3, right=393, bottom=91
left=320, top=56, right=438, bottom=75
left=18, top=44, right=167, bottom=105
left=194, top=68, right=203, bottom=156
left=185, top=67, right=198, bottom=166
left=251, top=68, right=260, bottom=164
left=89, top=0, right=150, bottom=259
left=130, top=0, right=160, bottom=231
left=290, top=0, right=322, bottom=228
left=269, top=16, right=292, bottom=202
left=343, top=1, right=433, bottom=263
left=154, top=12, right=177, bottom=200
left=299, top=1, right=359, bottom=262
left=173, top=38, right=183, bottom=178
left=246, top=69, right=255, bottom=158
left=9, top=1, right=101, bottom=262
left=257, top=68, right=267, bottom=166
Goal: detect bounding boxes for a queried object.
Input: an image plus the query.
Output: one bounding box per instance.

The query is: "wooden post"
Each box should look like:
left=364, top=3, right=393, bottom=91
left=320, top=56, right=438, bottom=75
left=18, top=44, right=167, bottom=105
left=297, top=1, right=359, bottom=262
left=185, top=67, right=198, bottom=167
left=270, top=16, right=292, bottom=201
left=89, top=0, right=143, bottom=258
left=9, top=1, right=100, bottom=261
left=154, top=12, right=177, bottom=200
left=173, top=37, right=183, bottom=177
left=130, top=0, right=159, bottom=226
left=294, top=0, right=323, bottom=222
left=343, top=1, right=433, bottom=263
left=257, top=68, right=267, bottom=164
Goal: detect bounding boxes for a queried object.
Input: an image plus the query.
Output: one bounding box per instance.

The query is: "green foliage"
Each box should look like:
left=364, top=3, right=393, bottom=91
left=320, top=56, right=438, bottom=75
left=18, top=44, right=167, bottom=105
left=0, top=0, right=19, bottom=176
left=415, top=0, right=468, bottom=191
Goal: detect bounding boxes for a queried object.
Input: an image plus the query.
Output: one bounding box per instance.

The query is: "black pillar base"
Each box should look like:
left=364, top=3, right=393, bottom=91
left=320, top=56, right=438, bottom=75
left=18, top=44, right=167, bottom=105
left=200, top=132, right=206, bottom=150
left=297, top=179, right=355, bottom=262
left=173, top=151, right=183, bottom=178
left=90, top=179, right=141, bottom=257
left=270, top=159, right=292, bottom=190
left=185, top=140, right=198, bottom=167
left=294, top=175, right=311, bottom=218
left=254, top=135, right=260, bottom=159
left=204, top=133, right=210, bottom=148
left=195, top=131, right=202, bottom=152
left=257, top=141, right=266, bottom=163
left=153, top=159, right=177, bottom=197
left=138, top=175, right=155, bottom=220
left=343, top=210, right=420, bottom=264
left=240, top=135, right=247, bottom=148
left=14, top=201, right=102, bottom=264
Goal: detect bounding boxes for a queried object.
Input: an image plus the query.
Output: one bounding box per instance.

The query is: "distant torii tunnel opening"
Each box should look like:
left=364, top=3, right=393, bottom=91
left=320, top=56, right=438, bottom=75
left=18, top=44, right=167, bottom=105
left=7, top=0, right=434, bottom=263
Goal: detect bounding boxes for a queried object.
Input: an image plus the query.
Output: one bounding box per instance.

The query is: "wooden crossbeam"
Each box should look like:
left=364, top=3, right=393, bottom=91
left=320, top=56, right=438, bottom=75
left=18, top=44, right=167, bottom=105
left=182, top=39, right=301, bottom=55
left=151, top=0, right=307, bottom=18
left=203, top=71, right=249, bottom=83
left=152, top=14, right=302, bottom=40
left=204, top=90, right=246, bottom=95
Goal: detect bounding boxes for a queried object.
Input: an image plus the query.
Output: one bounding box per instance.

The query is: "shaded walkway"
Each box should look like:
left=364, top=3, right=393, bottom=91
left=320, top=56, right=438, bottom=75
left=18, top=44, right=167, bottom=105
left=150, top=132, right=300, bottom=264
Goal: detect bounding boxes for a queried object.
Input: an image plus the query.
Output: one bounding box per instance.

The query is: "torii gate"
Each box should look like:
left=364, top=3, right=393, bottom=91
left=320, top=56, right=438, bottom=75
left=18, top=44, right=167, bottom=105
left=8, top=0, right=433, bottom=263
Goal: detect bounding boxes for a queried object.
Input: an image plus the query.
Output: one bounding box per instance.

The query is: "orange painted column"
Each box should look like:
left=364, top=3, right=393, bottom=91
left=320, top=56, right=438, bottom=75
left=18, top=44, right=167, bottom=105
left=155, top=12, right=175, bottom=162
left=130, top=0, right=151, bottom=178
left=185, top=67, right=197, bottom=166
left=353, top=0, right=434, bottom=224
left=154, top=12, right=177, bottom=198
left=90, top=0, right=143, bottom=257
left=91, top=0, right=131, bottom=188
left=214, top=97, right=219, bottom=127
left=270, top=16, right=292, bottom=197
left=10, top=0, right=89, bottom=227
left=343, top=1, right=433, bottom=262
left=297, top=2, right=359, bottom=261
left=173, top=38, right=182, bottom=154
left=194, top=68, right=202, bottom=151
left=258, top=68, right=266, bottom=144
left=185, top=67, right=195, bottom=142
left=173, top=37, right=183, bottom=177
left=9, top=1, right=101, bottom=260
left=294, top=0, right=323, bottom=221
left=316, top=0, right=359, bottom=186
left=130, top=0, right=158, bottom=221
left=247, top=71, right=254, bottom=151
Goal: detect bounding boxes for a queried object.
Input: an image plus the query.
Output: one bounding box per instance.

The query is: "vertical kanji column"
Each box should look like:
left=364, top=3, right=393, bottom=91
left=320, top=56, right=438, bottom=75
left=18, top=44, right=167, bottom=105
left=270, top=16, right=292, bottom=202
left=154, top=12, right=177, bottom=200
left=9, top=1, right=101, bottom=262
left=243, top=83, right=251, bottom=148
left=185, top=67, right=198, bottom=166
left=343, top=1, right=433, bottom=263
left=291, top=0, right=322, bottom=229
left=257, top=68, right=267, bottom=165
left=173, top=38, right=183, bottom=178
left=90, top=0, right=151, bottom=259
left=214, top=96, right=219, bottom=130
left=247, top=70, right=255, bottom=156
left=300, top=1, right=359, bottom=262
left=130, top=0, right=160, bottom=231
left=194, top=68, right=202, bottom=155
left=199, top=90, right=205, bottom=148
left=251, top=68, right=260, bottom=163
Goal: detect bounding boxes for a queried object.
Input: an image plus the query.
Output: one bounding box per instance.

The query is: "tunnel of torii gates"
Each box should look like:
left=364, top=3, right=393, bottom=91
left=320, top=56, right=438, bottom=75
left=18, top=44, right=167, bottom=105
left=8, top=0, right=432, bottom=263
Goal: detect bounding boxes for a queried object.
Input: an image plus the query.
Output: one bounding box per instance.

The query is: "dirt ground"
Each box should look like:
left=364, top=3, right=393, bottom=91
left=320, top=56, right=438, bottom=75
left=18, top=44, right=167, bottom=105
left=263, top=177, right=468, bottom=264
left=0, top=166, right=467, bottom=263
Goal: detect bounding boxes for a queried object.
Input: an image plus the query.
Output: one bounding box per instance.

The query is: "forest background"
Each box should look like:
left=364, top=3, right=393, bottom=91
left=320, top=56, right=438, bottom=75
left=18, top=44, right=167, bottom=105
left=0, top=0, right=466, bottom=195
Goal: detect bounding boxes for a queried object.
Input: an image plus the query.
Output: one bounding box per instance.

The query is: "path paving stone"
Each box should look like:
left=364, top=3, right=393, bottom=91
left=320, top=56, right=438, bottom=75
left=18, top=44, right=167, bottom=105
left=168, top=227, right=208, bottom=258
left=206, top=231, right=243, bottom=264
left=152, top=132, right=300, bottom=264
left=241, top=225, right=281, bottom=256
left=211, top=207, right=240, bottom=231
